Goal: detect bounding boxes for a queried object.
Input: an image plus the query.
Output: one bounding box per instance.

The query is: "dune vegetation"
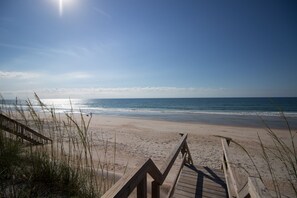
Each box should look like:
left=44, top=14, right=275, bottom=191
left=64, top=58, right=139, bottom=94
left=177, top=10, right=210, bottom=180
left=0, top=94, right=117, bottom=197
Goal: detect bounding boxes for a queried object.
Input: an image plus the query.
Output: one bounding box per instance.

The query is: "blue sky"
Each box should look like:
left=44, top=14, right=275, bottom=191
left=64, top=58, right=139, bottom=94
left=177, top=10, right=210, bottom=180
left=0, top=0, right=296, bottom=98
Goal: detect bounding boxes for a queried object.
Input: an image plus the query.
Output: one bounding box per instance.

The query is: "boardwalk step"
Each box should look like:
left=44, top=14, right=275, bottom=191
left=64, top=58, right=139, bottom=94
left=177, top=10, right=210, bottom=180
left=173, top=165, right=228, bottom=198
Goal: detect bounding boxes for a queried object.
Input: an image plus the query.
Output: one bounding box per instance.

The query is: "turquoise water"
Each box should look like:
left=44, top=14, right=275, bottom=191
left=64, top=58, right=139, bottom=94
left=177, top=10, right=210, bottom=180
left=4, top=98, right=297, bottom=128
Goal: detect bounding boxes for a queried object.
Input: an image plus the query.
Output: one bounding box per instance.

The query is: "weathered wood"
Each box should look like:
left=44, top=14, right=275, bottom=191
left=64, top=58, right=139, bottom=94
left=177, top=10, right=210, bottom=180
left=222, top=155, right=234, bottom=198
left=173, top=165, right=228, bottom=198
left=248, top=177, right=272, bottom=198
left=103, top=134, right=274, bottom=198
left=152, top=181, right=160, bottom=198
left=184, top=142, right=194, bottom=164
left=160, top=134, right=190, bottom=182
left=167, top=154, right=187, bottom=197
left=102, top=133, right=192, bottom=198
left=137, top=174, right=147, bottom=198
left=102, top=158, right=159, bottom=198
left=238, top=182, right=249, bottom=198
left=221, top=138, right=239, bottom=198
left=0, top=113, right=52, bottom=144
left=220, top=138, right=272, bottom=198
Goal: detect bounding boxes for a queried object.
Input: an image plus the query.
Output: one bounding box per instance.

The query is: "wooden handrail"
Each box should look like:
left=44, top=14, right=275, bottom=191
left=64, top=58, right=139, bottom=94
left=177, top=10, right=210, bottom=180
left=167, top=154, right=187, bottom=197
left=102, top=133, right=193, bottom=198
left=221, top=137, right=272, bottom=198
left=152, top=133, right=191, bottom=198
left=0, top=113, right=52, bottom=144
left=221, top=138, right=239, bottom=197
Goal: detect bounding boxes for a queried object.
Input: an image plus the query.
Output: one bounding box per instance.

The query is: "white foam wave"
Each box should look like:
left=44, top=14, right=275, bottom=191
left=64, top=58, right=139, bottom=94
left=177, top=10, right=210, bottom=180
left=54, top=107, right=297, bottom=118
left=3, top=104, right=297, bottom=118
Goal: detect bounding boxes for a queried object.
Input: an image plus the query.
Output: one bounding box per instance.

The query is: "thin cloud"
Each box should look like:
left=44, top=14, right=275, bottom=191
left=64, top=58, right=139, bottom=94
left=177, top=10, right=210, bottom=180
left=0, top=87, right=231, bottom=99
left=0, top=70, right=92, bottom=81
left=0, top=43, right=80, bottom=57
left=0, top=43, right=39, bottom=51
left=0, top=71, right=41, bottom=79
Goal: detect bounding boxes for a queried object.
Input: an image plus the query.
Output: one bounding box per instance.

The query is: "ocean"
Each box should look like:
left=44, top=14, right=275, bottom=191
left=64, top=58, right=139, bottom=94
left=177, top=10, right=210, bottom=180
left=3, top=97, right=297, bottom=129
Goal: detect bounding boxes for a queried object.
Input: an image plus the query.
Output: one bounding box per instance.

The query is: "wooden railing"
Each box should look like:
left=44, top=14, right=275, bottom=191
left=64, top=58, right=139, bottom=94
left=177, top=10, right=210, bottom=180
left=221, top=138, right=272, bottom=198
left=0, top=113, right=52, bottom=145
left=102, top=133, right=193, bottom=198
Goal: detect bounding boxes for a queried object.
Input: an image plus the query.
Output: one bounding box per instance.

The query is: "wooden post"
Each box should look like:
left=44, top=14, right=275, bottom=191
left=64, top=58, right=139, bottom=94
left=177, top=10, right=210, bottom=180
left=152, top=181, right=160, bottom=198
left=21, top=128, right=24, bottom=143
left=185, top=143, right=193, bottom=164
left=137, top=174, right=147, bottom=198
left=102, top=133, right=190, bottom=198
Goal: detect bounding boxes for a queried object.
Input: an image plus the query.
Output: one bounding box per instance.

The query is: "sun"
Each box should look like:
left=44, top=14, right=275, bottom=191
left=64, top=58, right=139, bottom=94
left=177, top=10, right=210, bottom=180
left=58, top=0, right=74, bottom=16
left=59, top=0, right=63, bottom=16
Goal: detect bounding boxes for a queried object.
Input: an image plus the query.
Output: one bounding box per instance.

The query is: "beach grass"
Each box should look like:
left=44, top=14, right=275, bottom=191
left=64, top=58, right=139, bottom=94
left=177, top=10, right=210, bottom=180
left=222, top=113, right=297, bottom=197
left=259, top=114, right=297, bottom=197
left=0, top=93, right=118, bottom=197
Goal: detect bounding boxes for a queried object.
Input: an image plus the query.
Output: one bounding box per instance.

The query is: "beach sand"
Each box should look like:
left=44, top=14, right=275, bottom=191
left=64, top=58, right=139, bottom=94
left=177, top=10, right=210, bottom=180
left=81, top=114, right=295, bottom=197
left=6, top=110, right=296, bottom=197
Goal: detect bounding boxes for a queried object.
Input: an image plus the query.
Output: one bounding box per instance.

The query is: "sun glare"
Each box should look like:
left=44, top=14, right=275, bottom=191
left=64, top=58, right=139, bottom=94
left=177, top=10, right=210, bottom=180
left=59, top=0, right=63, bottom=16
left=57, top=0, right=75, bottom=16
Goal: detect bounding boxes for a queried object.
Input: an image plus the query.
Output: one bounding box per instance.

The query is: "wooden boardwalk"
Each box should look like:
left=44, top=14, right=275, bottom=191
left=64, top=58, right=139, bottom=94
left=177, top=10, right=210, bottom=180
left=102, top=134, right=272, bottom=198
left=0, top=113, right=52, bottom=145
left=173, top=164, right=227, bottom=198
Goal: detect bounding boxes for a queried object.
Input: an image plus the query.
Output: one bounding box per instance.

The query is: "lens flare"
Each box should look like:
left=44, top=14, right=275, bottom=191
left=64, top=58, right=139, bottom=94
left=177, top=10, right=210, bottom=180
left=59, top=0, right=63, bottom=16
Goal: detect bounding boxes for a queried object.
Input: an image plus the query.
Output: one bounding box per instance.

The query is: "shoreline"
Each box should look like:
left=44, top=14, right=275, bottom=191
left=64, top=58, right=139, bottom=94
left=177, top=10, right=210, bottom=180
left=85, top=112, right=297, bottom=130
left=3, top=97, right=297, bottom=130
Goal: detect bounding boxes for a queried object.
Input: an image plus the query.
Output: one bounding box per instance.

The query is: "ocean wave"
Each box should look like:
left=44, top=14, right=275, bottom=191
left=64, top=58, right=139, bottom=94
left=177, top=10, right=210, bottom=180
left=50, top=107, right=297, bottom=118
left=3, top=104, right=297, bottom=118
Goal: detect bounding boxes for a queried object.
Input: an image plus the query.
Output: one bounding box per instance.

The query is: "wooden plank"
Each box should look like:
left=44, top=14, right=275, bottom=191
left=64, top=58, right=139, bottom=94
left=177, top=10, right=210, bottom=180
left=178, top=176, right=225, bottom=188
left=176, top=184, right=226, bottom=197
left=221, top=138, right=239, bottom=197
left=182, top=168, right=225, bottom=178
left=103, top=134, right=191, bottom=198
left=175, top=187, right=226, bottom=198
left=174, top=188, right=198, bottom=197
left=0, top=124, right=41, bottom=145
left=137, top=174, right=147, bottom=198
left=175, top=182, right=196, bottom=191
left=168, top=154, right=187, bottom=197
left=177, top=180, right=227, bottom=193
left=180, top=171, right=225, bottom=183
left=103, top=158, right=164, bottom=198
left=172, top=190, right=193, bottom=198
left=248, top=177, right=272, bottom=198
left=178, top=177, right=226, bottom=191
left=102, top=158, right=149, bottom=198
left=180, top=166, right=226, bottom=184
left=0, top=113, right=52, bottom=144
left=160, top=134, right=188, bottom=182
left=181, top=166, right=225, bottom=176
left=181, top=171, right=225, bottom=180
left=222, top=152, right=235, bottom=198
left=238, top=182, right=249, bottom=198
left=176, top=180, right=227, bottom=195
left=184, top=142, right=194, bottom=164
left=173, top=165, right=228, bottom=198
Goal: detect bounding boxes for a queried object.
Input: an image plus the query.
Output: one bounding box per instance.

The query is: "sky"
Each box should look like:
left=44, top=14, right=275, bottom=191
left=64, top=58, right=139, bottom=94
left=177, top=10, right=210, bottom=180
left=0, top=0, right=296, bottom=99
